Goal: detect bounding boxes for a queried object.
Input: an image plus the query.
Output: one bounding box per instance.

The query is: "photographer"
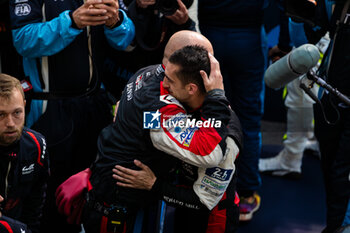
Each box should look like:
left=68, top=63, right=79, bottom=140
left=284, top=0, right=350, bottom=232
left=198, top=0, right=269, bottom=221
left=102, top=0, right=196, bottom=99
left=0, top=0, right=24, bottom=77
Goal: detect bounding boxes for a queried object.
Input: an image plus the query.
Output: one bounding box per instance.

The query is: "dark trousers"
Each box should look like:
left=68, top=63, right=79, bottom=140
left=199, top=24, right=268, bottom=194
left=314, top=95, right=350, bottom=233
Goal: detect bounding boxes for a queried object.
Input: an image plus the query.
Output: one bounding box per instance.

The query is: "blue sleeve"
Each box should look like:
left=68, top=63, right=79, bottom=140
left=288, top=18, right=308, bottom=47
left=104, top=9, right=135, bottom=50
left=12, top=10, right=82, bottom=58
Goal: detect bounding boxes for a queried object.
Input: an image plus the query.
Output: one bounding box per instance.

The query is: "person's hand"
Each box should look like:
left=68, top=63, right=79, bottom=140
left=93, top=0, right=120, bottom=28
left=268, top=45, right=290, bottom=63
left=113, top=100, right=120, bottom=122
left=112, top=160, right=156, bottom=190
left=136, top=0, right=156, bottom=8
left=72, top=0, right=109, bottom=29
left=200, top=53, right=224, bottom=92
left=165, top=0, right=189, bottom=25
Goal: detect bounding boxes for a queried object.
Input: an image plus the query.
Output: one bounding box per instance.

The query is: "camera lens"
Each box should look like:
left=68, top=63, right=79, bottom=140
left=157, top=0, right=178, bottom=16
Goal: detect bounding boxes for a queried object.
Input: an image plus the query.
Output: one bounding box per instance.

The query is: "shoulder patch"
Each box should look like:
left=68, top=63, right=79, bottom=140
left=14, top=3, right=31, bottom=16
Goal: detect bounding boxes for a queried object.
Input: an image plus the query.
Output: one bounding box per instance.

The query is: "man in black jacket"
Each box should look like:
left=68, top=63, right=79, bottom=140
left=0, top=73, right=49, bottom=233
left=83, top=31, right=242, bottom=233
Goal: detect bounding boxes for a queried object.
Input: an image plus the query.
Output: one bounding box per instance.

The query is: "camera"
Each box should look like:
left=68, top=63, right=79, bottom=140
left=284, top=0, right=317, bottom=26
left=154, top=0, right=179, bottom=16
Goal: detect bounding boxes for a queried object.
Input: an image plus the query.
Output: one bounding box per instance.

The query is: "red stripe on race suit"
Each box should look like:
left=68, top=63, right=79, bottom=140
left=206, top=192, right=227, bottom=233
left=26, top=131, right=43, bottom=166
left=234, top=192, right=240, bottom=205
left=0, top=221, right=14, bottom=233
left=159, top=104, right=222, bottom=156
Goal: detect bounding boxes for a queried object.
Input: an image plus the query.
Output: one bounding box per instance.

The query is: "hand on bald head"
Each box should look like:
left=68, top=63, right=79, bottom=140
left=162, top=30, right=213, bottom=66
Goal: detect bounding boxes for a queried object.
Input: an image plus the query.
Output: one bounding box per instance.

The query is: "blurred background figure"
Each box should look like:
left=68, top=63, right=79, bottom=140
left=9, top=0, right=135, bottom=231
left=102, top=0, right=196, bottom=99
left=198, top=0, right=269, bottom=221
left=259, top=33, right=329, bottom=178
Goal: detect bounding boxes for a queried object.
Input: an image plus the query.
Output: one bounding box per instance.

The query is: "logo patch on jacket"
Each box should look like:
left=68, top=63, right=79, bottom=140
left=22, top=163, right=34, bottom=175
left=205, top=167, right=232, bottom=181
left=14, top=3, right=31, bottom=16
left=135, top=75, right=143, bottom=91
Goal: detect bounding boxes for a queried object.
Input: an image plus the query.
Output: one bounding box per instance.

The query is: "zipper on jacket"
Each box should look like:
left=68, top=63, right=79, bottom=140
left=4, top=161, right=11, bottom=199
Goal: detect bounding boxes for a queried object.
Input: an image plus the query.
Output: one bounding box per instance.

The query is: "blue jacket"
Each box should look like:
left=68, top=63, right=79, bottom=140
left=9, top=0, right=135, bottom=126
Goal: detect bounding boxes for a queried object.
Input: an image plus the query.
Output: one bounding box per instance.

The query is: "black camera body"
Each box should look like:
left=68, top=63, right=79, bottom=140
left=154, top=0, right=179, bottom=16
left=284, top=0, right=317, bottom=27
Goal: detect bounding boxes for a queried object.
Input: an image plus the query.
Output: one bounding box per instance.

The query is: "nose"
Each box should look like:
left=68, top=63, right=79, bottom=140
left=5, top=115, right=15, bottom=128
left=163, top=78, right=169, bottom=89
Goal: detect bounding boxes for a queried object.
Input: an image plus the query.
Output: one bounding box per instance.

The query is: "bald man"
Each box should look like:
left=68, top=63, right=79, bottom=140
left=162, top=30, right=214, bottom=66
left=62, top=31, right=242, bottom=233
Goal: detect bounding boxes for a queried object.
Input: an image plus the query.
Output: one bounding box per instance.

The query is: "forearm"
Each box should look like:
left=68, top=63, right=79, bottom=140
left=104, top=9, right=135, bottom=50
left=12, top=11, right=82, bottom=58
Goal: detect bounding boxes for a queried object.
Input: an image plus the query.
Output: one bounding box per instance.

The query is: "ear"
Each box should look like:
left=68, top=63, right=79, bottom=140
left=187, top=83, right=199, bottom=95
left=24, top=100, right=26, bottom=107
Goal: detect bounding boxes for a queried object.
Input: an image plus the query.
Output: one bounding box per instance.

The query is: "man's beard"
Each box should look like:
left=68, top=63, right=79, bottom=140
left=0, top=124, right=24, bottom=146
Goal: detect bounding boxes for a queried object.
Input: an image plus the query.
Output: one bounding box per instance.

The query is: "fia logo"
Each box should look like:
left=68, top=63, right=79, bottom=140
left=14, top=3, right=31, bottom=16
left=143, top=110, right=161, bottom=129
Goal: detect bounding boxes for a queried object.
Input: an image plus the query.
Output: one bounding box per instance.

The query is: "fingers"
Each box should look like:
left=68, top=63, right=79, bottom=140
left=93, top=1, right=119, bottom=29
left=201, top=53, right=224, bottom=92
left=112, top=173, right=131, bottom=184
left=116, top=181, right=135, bottom=188
left=136, top=0, right=156, bottom=8
left=86, top=0, right=106, bottom=5
left=85, top=8, right=108, bottom=16
left=208, top=53, right=221, bottom=80
left=209, top=52, right=220, bottom=70
left=200, top=70, right=209, bottom=87
left=113, top=101, right=120, bottom=122
left=177, top=0, right=186, bottom=11
left=165, top=0, right=188, bottom=25
left=81, top=15, right=108, bottom=23
left=112, top=165, right=135, bottom=181
left=73, top=9, right=108, bottom=28
left=133, top=159, right=148, bottom=170
left=94, top=0, right=118, bottom=13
